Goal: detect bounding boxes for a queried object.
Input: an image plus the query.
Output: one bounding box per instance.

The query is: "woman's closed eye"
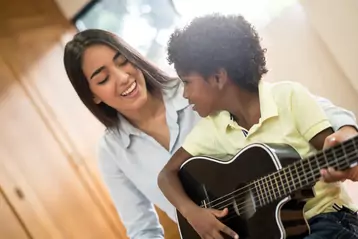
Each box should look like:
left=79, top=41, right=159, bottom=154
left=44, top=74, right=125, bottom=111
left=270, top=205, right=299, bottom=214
left=97, top=76, right=109, bottom=85
left=114, top=55, right=129, bottom=67
left=118, top=58, right=128, bottom=66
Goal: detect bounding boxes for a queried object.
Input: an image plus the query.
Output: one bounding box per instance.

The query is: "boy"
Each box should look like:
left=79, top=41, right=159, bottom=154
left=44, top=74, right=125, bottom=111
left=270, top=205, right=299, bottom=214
left=158, top=14, right=358, bottom=239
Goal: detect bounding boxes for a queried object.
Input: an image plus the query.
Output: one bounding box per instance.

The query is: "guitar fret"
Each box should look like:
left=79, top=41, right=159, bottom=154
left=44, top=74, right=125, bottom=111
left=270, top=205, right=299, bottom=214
left=273, top=173, right=280, bottom=199
left=332, top=148, right=339, bottom=169
left=268, top=174, right=277, bottom=201
left=278, top=170, right=286, bottom=197
left=314, top=154, right=321, bottom=178
left=267, top=174, right=272, bottom=201
left=341, top=143, right=349, bottom=168
left=323, top=149, right=329, bottom=168
left=294, top=163, right=302, bottom=189
left=307, top=158, right=314, bottom=183
left=300, top=160, right=308, bottom=186
left=287, top=167, right=295, bottom=192
left=352, top=139, right=358, bottom=167
left=257, top=179, right=266, bottom=205
left=283, top=167, right=290, bottom=195
left=264, top=176, right=272, bottom=203
left=253, top=180, right=263, bottom=207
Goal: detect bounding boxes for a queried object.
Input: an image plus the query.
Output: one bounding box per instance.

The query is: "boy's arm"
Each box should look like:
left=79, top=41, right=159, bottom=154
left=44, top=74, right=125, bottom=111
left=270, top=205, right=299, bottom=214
left=309, top=128, right=334, bottom=151
left=157, top=118, right=238, bottom=239
left=290, top=83, right=334, bottom=150
left=158, top=117, right=217, bottom=215
left=310, top=91, right=358, bottom=181
left=157, top=147, right=197, bottom=217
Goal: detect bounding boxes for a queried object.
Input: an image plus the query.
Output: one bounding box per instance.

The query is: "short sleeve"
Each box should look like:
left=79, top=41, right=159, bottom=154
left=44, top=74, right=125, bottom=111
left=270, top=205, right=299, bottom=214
left=290, top=83, right=332, bottom=141
left=182, top=117, right=218, bottom=156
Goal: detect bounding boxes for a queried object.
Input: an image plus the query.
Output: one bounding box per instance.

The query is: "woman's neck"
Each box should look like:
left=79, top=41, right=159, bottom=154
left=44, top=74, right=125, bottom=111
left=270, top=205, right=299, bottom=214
left=124, top=92, right=165, bottom=128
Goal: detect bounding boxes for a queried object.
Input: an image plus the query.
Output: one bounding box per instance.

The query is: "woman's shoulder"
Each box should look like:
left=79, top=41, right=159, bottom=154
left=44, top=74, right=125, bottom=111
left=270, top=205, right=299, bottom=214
left=162, top=80, right=183, bottom=98
left=97, top=129, right=126, bottom=162
left=162, top=82, right=191, bottom=110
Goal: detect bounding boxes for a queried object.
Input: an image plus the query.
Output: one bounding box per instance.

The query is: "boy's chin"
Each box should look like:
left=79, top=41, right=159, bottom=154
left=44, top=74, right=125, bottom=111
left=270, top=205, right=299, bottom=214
left=197, top=110, right=211, bottom=118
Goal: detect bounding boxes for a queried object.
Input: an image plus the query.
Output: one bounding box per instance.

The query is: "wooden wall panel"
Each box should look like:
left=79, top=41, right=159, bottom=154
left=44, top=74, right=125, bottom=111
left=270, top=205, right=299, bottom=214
left=0, top=188, right=30, bottom=239
left=0, top=57, right=65, bottom=239
left=0, top=0, right=126, bottom=234
left=0, top=27, right=127, bottom=239
left=0, top=1, right=180, bottom=239
left=0, top=56, right=123, bottom=238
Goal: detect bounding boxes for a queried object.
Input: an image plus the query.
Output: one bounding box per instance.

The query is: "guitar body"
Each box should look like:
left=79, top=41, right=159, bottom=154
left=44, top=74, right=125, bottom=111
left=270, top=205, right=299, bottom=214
left=177, top=143, right=315, bottom=239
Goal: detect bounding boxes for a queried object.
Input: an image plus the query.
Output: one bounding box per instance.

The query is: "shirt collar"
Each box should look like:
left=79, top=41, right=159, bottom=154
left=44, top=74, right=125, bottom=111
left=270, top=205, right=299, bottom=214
left=222, top=80, right=278, bottom=131
left=259, top=80, right=278, bottom=121
left=117, top=84, right=189, bottom=148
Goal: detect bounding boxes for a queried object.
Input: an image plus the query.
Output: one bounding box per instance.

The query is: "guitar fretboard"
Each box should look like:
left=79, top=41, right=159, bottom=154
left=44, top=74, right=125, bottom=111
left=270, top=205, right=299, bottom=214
left=251, top=135, right=358, bottom=207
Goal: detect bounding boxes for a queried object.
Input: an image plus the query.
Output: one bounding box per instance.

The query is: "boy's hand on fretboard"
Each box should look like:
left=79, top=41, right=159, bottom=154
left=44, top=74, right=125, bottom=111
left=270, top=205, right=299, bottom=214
left=320, top=126, right=358, bottom=182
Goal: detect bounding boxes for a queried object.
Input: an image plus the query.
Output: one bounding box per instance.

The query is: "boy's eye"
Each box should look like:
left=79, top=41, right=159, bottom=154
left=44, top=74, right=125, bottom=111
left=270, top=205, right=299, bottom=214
left=181, top=79, right=189, bottom=84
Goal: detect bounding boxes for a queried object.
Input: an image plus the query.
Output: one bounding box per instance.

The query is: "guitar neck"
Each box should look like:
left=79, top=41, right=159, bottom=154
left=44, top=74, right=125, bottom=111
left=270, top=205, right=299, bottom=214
left=254, top=135, right=358, bottom=207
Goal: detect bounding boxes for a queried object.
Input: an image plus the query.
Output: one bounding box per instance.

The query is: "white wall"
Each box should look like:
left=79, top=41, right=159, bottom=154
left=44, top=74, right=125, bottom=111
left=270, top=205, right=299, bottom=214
left=259, top=3, right=358, bottom=117
left=300, top=0, right=358, bottom=93
left=53, top=0, right=91, bottom=19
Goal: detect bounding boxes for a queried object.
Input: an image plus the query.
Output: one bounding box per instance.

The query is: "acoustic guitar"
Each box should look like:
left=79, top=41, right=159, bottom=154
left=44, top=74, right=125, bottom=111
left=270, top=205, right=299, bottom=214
left=176, top=136, right=358, bottom=239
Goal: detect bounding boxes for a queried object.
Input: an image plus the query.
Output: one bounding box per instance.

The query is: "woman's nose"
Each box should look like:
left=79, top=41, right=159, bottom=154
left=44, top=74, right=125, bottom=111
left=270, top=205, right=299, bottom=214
left=114, top=68, right=130, bottom=85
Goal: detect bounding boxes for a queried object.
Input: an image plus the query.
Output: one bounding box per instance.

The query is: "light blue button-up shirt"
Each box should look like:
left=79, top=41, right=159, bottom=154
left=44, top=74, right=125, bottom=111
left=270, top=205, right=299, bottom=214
left=98, top=84, right=357, bottom=239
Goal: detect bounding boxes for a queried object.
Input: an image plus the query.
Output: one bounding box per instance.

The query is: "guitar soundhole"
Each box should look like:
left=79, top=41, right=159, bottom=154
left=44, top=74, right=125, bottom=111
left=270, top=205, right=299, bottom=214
left=232, top=183, right=257, bottom=220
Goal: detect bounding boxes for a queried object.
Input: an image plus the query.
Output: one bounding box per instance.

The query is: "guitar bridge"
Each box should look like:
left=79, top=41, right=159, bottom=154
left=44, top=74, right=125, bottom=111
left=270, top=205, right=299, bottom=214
left=201, top=199, right=208, bottom=208
left=201, top=184, right=210, bottom=208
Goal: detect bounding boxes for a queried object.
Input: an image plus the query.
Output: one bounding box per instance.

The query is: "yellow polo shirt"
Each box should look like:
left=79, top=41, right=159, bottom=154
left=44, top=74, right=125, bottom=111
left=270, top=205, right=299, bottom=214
left=182, top=80, right=356, bottom=219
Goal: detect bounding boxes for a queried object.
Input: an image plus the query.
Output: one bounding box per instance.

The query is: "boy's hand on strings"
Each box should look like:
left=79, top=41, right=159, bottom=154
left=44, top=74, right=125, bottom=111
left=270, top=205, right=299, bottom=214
left=185, top=206, right=239, bottom=239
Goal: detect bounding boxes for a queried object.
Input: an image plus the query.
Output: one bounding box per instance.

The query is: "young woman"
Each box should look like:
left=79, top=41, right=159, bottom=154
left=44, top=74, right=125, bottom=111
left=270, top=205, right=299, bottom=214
left=63, top=29, right=357, bottom=239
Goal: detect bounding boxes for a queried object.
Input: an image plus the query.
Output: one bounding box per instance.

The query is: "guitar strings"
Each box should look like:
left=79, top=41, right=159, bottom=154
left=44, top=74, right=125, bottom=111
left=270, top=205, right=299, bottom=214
left=219, top=155, right=352, bottom=223
left=210, top=150, right=351, bottom=212
left=218, top=153, right=350, bottom=219
left=202, top=143, right=354, bottom=210
left=202, top=140, right=356, bottom=209
left=201, top=147, right=356, bottom=214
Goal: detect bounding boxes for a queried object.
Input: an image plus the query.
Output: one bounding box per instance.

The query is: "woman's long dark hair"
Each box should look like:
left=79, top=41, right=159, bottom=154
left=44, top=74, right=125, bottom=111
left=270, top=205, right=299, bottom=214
left=64, top=29, right=179, bottom=129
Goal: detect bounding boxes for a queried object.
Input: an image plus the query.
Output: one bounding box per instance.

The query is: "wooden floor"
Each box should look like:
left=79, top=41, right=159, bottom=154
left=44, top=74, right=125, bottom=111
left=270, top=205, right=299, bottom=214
left=0, top=0, right=180, bottom=238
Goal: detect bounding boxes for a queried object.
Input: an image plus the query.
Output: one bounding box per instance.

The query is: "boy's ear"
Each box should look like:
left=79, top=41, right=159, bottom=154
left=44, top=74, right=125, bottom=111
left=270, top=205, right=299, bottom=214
left=215, top=68, right=228, bottom=90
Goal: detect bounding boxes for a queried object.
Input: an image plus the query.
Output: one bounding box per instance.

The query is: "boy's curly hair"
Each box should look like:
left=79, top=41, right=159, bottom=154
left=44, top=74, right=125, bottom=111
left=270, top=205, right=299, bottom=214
left=167, top=13, right=268, bottom=92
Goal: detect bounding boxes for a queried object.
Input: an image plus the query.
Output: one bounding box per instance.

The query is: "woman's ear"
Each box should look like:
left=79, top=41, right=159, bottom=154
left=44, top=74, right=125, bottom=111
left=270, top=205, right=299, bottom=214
left=93, top=95, right=102, bottom=104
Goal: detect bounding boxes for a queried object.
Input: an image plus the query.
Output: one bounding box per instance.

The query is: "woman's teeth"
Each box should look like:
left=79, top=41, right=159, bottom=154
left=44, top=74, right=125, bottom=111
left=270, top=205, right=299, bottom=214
left=121, top=81, right=137, bottom=96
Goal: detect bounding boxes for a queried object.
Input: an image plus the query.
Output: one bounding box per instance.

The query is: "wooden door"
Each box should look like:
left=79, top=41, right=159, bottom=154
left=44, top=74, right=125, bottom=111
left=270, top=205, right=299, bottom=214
left=0, top=0, right=124, bottom=232
left=0, top=0, right=126, bottom=238
left=0, top=1, right=181, bottom=238
left=0, top=188, right=30, bottom=239
left=0, top=55, right=125, bottom=238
